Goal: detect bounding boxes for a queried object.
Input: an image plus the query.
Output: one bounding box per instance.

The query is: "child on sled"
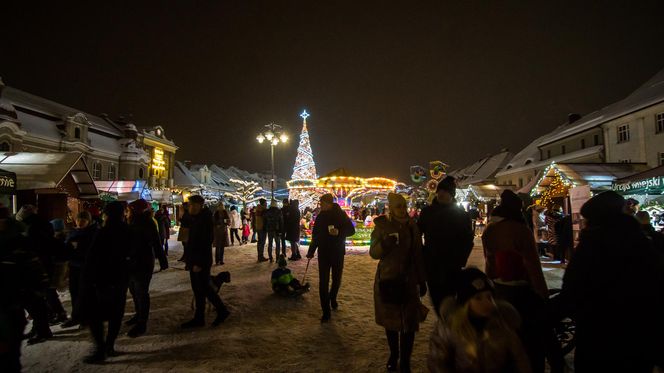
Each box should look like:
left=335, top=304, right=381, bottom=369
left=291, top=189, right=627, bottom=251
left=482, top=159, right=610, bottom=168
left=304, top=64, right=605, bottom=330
left=271, top=255, right=310, bottom=296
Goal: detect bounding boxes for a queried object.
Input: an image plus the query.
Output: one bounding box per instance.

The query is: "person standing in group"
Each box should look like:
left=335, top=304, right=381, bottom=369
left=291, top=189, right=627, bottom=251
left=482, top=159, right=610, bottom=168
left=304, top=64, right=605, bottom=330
left=125, top=199, right=168, bottom=338
left=61, top=211, right=99, bottom=328
left=181, top=195, right=230, bottom=328
left=370, top=193, right=427, bottom=373
left=265, top=200, right=284, bottom=262
left=213, top=204, right=230, bottom=265
left=559, top=191, right=664, bottom=372
left=280, top=199, right=290, bottom=255
left=307, top=194, right=355, bottom=322
left=155, top=206, right=171, bottom=257
left=0, top=205, right=49, bottom=372
left=250, top=207, right=258, bottom=243
left=177, top=202, right=191, bottom=262
left=47, top=218, right=69, bottom=325
left=241, top=209, right=251, bottom=245
left=286, top=200, right=302, bottom=261
left=417, top=176, right=474, bottom=314
left=482, top=190, right=548, bottom=373
left=79, top=202, right=132, bottom=363
left=228, top=206, right=242, bottom=246
left=544, top=204, right=562, bottom=260
left=255, top=199, right=268, bottom=262
left=428, top=267, right=531, bottom=373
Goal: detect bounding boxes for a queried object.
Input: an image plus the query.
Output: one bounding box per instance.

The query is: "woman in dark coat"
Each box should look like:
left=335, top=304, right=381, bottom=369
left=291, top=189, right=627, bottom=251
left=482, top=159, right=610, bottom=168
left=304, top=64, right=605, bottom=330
left=370, top=193, right=427, bottom=373
left=286, top=200, right=302, bottom=260
left=80, top=202, right=131, bottom=363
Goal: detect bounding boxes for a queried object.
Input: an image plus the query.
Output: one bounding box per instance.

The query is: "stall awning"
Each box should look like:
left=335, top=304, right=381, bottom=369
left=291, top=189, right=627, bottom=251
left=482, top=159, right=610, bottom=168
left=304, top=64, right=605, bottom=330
left=0, top=152, right=98, bottom=199
left=613, top=164, right=664, bottom=195
left=532, top=162, right=649, bottom=195
left=0, top=168, right=17, bottom=194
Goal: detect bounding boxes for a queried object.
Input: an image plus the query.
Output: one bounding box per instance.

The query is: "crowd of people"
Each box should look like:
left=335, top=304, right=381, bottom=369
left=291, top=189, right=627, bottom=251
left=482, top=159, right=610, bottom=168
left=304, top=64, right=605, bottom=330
left=3, top=174, right=664, bottom=372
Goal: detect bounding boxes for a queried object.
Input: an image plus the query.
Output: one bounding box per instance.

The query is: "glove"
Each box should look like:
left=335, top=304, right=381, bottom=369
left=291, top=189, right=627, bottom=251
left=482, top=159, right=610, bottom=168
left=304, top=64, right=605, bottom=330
left=419, top=282, right=427, bottom=297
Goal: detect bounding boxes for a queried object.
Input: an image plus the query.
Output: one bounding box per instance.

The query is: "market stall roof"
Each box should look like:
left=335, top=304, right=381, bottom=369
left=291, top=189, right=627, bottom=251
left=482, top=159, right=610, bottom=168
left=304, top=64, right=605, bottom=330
left=0, top=168, right=17, bottom=194
left=0, top=152, right=98, bottom=198
left=532, top=162, right=649, bottom=195
left=615, top=164, right=664, bottom=183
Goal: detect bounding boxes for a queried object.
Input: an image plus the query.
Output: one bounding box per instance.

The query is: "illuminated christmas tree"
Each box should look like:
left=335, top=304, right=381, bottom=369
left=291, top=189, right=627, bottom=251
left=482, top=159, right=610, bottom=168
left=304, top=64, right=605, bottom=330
left=289, top=110, right=320, bottom=209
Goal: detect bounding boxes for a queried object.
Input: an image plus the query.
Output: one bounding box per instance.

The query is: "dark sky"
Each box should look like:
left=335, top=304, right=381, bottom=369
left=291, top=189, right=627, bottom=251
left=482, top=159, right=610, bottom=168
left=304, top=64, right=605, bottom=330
left=3, top=1, right=664, bottom=181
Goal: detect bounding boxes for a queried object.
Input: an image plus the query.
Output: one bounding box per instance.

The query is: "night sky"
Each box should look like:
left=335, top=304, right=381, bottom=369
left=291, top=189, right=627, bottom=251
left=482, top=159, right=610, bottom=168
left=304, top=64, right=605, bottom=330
left=3, top=1, right=664, bottom=181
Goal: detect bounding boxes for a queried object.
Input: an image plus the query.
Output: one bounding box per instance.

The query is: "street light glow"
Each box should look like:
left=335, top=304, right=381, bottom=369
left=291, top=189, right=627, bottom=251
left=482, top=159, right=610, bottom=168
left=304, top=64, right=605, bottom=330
left=280, top=133, right=288, bottom=143
left=256, top=134, right=265, bottom=143
left=265, top=130, right=274, bottom=141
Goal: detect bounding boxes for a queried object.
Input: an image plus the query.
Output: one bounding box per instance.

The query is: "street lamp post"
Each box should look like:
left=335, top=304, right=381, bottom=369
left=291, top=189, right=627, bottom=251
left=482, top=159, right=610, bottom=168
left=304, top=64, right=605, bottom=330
left=256, top=123, right=288, bottom=202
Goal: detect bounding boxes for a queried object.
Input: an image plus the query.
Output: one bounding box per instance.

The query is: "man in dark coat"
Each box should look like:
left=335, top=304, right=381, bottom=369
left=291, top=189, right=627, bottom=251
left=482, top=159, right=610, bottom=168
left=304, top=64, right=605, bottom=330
left=286, top=199, right=302, bottom=260
left=265, top=201, right=284, bottom=262
left=0, top=206, right=49, bottom=372
left=307, top=194, right=355, bottom=322
left=61, top=211, right=98, bottom=328
left=80, top=201, right=131, bottom=363
left=417, top=176, right=474, bottom=314
left=181, top=195, right=230, bottom=328
left=125, top=199, right=168, bottom=338
left=560, top=191, right=664, bottom=372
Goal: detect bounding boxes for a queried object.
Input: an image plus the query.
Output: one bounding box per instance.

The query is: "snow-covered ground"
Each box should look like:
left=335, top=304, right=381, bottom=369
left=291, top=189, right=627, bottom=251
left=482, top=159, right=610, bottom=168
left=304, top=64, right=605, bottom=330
left=21, top=237, right=564, bottom=372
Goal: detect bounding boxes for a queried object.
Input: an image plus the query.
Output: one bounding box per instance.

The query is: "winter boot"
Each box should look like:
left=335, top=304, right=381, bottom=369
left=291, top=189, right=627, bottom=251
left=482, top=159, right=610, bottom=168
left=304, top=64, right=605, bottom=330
left=211, top=309, right=230, bottom=327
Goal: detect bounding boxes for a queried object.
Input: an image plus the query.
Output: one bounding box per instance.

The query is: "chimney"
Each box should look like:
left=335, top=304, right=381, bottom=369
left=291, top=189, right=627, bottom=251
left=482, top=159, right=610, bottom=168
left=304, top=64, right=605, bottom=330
left=568, top=113, right=581, bottom=124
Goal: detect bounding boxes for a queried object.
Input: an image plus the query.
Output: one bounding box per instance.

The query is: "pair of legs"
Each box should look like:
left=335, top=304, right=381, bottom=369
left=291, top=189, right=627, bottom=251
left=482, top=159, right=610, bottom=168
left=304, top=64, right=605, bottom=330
left=86, top=285, right=127, bottom=362
left=45, top=287, right=67, bottom=322
left=385, top=330, right=415, bottom=372
left=215, top=245, right=225, bottom=264
left=267, top=231, right=283, bottom=260
left=188, top=268, right=228, bottom=323
left=0, top=307, right=26, bottom=372
left=229, top=229, right=242, bottom=245
left=318, top=255, right=344, bottom=318
left=127, top=271, right=153, bottom=335
left=68, top=265, right=82, bottom=323
left=256, top=230, right=267, bottom=260
left=288, top=240, right=301, bottom=259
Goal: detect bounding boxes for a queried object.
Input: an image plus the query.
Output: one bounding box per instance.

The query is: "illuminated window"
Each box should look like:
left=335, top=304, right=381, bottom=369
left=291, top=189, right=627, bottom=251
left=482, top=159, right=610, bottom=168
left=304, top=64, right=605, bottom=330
left=656, top=113, right=664, bottom=134
left=108, top=164, right=116, bottom=180
left=0, top=141, right=9, bottom=151
left=617, top=124, right=630, bottom=143
left=92, top=162, right=102, bottom=180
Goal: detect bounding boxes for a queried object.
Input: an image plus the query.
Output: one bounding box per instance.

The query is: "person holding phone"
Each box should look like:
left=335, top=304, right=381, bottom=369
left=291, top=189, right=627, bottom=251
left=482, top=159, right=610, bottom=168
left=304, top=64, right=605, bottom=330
left=306, top=194, right=355, bottom=322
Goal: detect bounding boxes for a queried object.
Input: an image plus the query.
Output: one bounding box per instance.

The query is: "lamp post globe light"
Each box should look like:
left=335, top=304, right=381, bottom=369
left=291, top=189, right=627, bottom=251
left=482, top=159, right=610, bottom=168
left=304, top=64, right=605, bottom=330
left=257, top=123, right=288, bottom=201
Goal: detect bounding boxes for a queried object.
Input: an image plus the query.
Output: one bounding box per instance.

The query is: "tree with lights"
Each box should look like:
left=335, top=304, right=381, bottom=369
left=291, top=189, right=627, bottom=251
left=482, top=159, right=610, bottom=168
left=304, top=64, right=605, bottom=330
left=227, top=178, right=263, bottom=206
left=289, top=110, right=320, bottom=209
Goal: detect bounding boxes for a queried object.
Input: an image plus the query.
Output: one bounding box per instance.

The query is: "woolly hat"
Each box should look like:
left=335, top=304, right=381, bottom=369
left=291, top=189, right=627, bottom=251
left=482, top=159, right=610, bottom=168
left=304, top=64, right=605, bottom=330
left=436, top=176, right=456, bottom=195
left=277, top=254, right=288, bottom=268
left=320, top=193, right=334, bottom=204
left=387, top=192, right=406, bottom=207
left=500, top=190, right=522, bottom=212
left=580, top=191, right=624, bottom=224
left=129, top=199, right=150, bottom=213
left=104, top=201, right=125, bottom=221
left=456, top=267, right=494, bottom=304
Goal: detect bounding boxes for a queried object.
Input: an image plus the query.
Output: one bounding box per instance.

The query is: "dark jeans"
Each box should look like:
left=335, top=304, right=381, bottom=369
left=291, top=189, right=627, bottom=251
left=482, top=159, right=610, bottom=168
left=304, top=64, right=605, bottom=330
left=318, top=255, right=344, bottom=314
left=257, top=230, right=267, bottom=259
left=494, top=283, right=547, bottom=373
left=88, top=285, right=127, bottom=353
left=215, top=245, right=225, bottom=264
left=190, top=269, right=227, bottom=320
left=289, top=240, right=300, bottom=258
left=24, top=293, right=51, bottom=337
left=251, top=229, right=257, bottom=242
left=128, top=271, right=153, bottom=325
left=230, top=229, right=241, bottom=244
left=69, top=265, right=82, bottom=321
left=267, top=231, right=283, bottom=259
left=0, top=307, right=26, bottom=373
left=163, top=238, right=169, bottom=256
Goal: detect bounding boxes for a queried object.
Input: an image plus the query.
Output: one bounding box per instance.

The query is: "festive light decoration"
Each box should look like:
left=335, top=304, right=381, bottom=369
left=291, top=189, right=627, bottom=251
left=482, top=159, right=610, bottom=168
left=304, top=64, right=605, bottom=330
left=530, top=162, right=576, bottom=208
left=410, top=165, right=427, bottom=183
left=225, top=178, right=263, bottom=205
left=429, top=161, right=448, bottom=180
left=288, top=110, right=320, bottom=209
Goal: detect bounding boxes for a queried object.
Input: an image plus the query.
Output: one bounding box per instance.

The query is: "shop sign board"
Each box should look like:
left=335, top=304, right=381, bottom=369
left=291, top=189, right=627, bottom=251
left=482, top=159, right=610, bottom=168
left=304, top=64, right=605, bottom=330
left=0, top=171, right=17, bottom=194
left=613, top=176, right=664, bottom=195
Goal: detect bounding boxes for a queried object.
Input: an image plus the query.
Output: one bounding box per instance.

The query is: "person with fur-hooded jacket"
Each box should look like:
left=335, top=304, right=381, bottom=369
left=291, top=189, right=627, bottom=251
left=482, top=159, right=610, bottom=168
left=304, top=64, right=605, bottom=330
left=371, top=193, right=427, bottom=373
left=558, top=191, right=664, bottom=372
left=428, top=267, right=531, bottom=373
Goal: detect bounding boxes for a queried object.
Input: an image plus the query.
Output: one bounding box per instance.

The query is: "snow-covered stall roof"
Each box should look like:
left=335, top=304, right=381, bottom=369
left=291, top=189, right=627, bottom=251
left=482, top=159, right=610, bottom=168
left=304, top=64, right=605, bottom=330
left=0, top=152, right=98, bottom=198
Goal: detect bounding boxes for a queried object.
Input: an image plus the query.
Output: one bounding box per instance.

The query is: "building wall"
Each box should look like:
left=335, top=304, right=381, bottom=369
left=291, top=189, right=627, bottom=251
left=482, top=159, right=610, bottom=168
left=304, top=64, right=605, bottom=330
left=603, top=101, right=664, bottom=167
left=539, top=128, right=604, bottom=161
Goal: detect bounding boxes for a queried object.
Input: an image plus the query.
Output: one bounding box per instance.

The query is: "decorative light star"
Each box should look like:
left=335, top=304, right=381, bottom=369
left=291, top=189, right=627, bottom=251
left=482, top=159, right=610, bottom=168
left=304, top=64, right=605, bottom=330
left=300, top=110, right=310, bottom=121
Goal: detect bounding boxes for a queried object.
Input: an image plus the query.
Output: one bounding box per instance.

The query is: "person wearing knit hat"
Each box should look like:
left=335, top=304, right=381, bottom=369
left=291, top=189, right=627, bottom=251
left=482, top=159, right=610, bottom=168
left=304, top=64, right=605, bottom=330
left=428, top=267, right=529, bottom=373
left=271, top=254, right=310, bottom=296
left=371, top=192, right=427, bottom=372
left=307, top=193, right=355, bottom=322
left=417, top=175, right=474, bottom=316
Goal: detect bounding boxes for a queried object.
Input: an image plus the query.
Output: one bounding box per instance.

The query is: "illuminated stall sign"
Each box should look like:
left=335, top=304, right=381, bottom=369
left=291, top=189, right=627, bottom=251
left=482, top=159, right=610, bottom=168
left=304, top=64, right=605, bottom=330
left=152, top=147, right=166, bottom=173
left=0, top=170, right=17, bottom=194
left=613, top=176, right=664, bottom=195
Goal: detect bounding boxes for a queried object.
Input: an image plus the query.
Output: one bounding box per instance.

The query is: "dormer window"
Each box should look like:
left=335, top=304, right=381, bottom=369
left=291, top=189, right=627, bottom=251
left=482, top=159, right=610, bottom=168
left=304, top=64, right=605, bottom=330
left=525, top=159, right=532, bottom=165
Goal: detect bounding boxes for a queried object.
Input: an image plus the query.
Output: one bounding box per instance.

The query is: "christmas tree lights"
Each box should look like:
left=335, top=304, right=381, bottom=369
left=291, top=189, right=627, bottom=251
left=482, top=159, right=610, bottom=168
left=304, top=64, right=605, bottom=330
left=288, top=110, right=320, bottom=209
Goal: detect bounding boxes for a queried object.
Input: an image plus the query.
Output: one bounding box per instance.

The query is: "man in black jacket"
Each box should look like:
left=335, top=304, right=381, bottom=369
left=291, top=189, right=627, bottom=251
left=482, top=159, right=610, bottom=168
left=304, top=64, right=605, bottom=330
left=181, top=195, right=230, bottom=328
left=417, top=176, right=474, bottom=314
left=125, top=199, right=168, bottom=338
left=307, top=194, right=355, bottom=322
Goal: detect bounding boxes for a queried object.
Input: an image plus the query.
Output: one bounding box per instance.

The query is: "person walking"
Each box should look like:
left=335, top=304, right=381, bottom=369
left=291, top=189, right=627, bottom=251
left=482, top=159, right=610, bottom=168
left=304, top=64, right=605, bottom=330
left=417, top=176, right=474, bottom=314
left=61, top=211, right=99, bottom=328
left=125, top=199, right=168, bottom=338
left=0, top=205, right=49, bottom=372
left=428, top=267, right=531, bottom=373
left=265, top=200, right=285, bottom=262
left=286, top=200, right=302, bottom=260
left=306, top=194, right=355, bottom=322
left=255, top=199, right=268, bottom=262
left=482, top=190, right=549, bottom=373
left=79, top=201, right=131, bottom=363
left=558, top=191, right=664, bottom=372
left=370, top=193, right=427, bottom=373
left=213, top=204, right=230, bottom=265
left=181, top=195, right=230, bottom=328
left=228, top=206, right=242, bottom=245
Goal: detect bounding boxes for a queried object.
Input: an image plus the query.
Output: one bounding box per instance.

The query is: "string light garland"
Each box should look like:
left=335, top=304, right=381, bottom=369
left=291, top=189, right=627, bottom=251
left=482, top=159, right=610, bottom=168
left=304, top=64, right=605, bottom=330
left=288, top=110, right=319, bottom=209
left=530, top=162, right=576, bottom=208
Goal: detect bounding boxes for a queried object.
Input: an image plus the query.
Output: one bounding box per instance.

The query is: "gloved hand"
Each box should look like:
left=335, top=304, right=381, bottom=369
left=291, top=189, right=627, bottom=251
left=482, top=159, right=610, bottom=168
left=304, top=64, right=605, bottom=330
left=419, top=282, right=427, bottom=297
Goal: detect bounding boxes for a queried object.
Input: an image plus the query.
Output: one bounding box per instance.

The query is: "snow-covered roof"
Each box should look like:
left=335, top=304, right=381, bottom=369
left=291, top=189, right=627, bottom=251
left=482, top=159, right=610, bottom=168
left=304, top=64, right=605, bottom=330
left=173, top=161, right=200, bottom=188
left=495, top=135, right=549, bottom=177
left=449, top=150, right=513, bottom=187
left=539, top=67, right=664, bottom=146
